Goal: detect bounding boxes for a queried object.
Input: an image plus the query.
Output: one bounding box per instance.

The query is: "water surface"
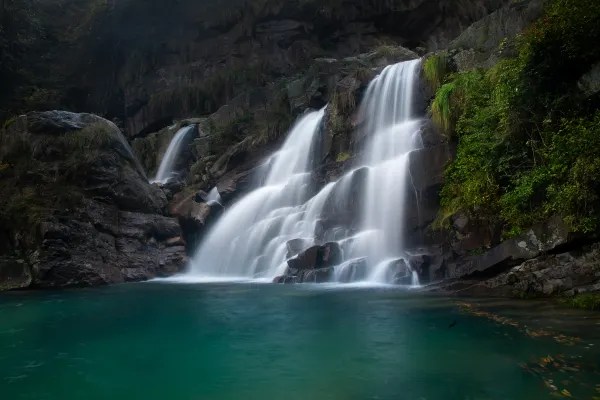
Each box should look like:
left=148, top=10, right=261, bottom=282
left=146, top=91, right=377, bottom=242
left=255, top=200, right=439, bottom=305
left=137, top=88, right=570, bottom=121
left=1, top=283, right=599, bottom=399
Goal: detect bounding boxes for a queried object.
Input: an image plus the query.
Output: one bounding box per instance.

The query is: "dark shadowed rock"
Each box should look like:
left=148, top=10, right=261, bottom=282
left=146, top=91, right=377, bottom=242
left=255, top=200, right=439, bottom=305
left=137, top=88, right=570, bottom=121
left=0, top=111, right=188, bottom=290
left=287, top=245, right=321, bottom=271
left=0, top=257, right=32, bottom=290
left=445, top=216, right=573, bottom=280
left=287, top=242, right=342, bottom=271
left=430, top=242, right=600, bottom=297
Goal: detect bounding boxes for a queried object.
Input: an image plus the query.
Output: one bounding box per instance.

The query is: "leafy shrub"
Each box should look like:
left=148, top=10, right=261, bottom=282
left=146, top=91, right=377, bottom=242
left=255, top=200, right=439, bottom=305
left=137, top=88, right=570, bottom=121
left=437, top=0, right=600, bottom=235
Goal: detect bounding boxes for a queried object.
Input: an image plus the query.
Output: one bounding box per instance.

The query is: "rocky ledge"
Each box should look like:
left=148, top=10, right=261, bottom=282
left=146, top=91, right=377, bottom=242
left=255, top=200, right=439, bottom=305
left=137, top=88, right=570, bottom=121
left=425, top=242, right=600, bottom=298
left=0, top=111, right=187, bottom=290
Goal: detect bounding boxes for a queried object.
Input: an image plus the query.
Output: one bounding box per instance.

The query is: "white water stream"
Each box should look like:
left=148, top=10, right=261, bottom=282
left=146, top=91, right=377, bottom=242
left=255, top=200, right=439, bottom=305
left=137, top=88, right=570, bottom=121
left=188, top=59, right=424, bottom=285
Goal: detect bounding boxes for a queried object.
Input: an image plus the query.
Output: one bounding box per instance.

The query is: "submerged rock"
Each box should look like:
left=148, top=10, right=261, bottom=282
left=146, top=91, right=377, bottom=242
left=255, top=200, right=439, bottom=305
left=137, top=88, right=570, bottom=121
left=336, top=258, right=368, bottom=283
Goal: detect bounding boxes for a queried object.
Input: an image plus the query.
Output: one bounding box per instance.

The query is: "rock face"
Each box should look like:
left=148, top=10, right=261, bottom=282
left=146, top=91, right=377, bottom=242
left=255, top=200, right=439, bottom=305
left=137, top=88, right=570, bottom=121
left=429, top=242, right=600, bottom=297
left=276, top=242, right=342, bottom=283
left=0, top=111, right=187, bottom=289
left=167, top=190, right=224, bottom=253
left=448, top=0, right=546, bottom=71
left=115, top=0, right=511, bottom=138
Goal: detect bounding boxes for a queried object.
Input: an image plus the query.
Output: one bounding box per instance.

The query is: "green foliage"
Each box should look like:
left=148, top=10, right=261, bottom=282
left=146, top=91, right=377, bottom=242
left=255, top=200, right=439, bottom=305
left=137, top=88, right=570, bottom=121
left=559, top=293, right=600, bottom=310
left=438, top=0, right=600, bottom=235
left=2, top=117, right=16, bottom=130
left=423, top=53, right=448, bottom=90
left=336, top=152, right=351, bottom=162
left=431, top=82, right=458, bottom=135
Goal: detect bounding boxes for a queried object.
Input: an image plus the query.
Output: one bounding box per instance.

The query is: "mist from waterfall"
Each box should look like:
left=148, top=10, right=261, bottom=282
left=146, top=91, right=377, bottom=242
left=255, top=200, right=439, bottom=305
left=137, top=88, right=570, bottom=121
left=152, top=126, right=194, bottom=184
left=190, top=109, right=326, bottom=278
left=189, top=59, right=423, bottom=285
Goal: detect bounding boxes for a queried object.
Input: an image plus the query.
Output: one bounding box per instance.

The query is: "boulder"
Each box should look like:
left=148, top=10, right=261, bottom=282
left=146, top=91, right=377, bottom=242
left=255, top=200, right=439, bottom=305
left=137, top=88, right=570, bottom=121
left=286, top=238, right=312, bottom=259
left=283, top=242, right=342, bottom=282
left=287, top=245, right=321, bottom=271
left=0, top=111, right=188, bottom=290
left=168, top=190, right=224, bottom=252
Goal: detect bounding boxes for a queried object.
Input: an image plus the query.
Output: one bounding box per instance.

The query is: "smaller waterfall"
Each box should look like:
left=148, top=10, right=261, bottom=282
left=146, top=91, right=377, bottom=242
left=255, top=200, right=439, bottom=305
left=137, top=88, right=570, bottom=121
left=190, top=109, right=326, bottom=279
left=152, top=126, right=194, bottom=184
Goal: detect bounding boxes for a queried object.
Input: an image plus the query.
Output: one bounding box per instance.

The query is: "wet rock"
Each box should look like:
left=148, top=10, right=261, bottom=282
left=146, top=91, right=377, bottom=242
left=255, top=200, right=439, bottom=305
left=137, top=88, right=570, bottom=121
left=286, top=238, right=312, bottom=259
left=280, top=242, right=341, bottom=283
left=287, top=245, right=321, bottom=271
left=168, top=190, right=224, bottom=252
left=299, top=267, right=334, bottom=283
left=336, top=258, right=367, bottom=283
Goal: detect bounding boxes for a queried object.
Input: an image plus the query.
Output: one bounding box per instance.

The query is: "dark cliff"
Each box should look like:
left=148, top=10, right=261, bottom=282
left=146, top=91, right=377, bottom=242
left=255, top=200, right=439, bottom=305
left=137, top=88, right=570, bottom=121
left=1, top=0, right=508, bottom=134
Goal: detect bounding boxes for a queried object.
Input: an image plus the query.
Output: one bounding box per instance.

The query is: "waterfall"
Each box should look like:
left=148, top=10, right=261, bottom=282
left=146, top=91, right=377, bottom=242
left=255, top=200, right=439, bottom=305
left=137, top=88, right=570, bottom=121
left=152, top=126, right=194, bottom=184
left=352, top=59, right=423, bottom=284
left=188, top=59, right=423, bottom=286
left=205, top=187, right=222, bottom=205
left=189, top=109, right=326, bottom=278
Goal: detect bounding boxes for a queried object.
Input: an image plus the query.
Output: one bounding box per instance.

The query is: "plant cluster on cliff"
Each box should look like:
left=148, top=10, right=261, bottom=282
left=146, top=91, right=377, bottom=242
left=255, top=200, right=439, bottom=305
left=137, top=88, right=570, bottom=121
left=433, top=0, right=600, bottom=235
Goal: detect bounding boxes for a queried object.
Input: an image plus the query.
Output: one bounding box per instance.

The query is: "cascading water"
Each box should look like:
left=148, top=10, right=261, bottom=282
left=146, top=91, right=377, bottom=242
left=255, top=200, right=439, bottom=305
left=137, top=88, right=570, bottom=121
left=189, top=109, right=326, bottom=278
left=189, top=58, right=424, bottom=286
left=205, top=187, right=223, bottom=205
left=152, top=126, right=194, bottom=184
left=350, top=59, right=423, bottom=284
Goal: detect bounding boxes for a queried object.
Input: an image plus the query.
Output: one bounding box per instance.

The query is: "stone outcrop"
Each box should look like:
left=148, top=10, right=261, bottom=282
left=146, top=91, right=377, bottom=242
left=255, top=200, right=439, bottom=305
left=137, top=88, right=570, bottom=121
left=417, top=215, right=578, bottom=291
left=428, top=242, right=600, bottom=297
left=167, top=190, right=224, bottom=252
left=0, top=111, right=187, bottom=289
left=448, top=0, right=547, bottom=71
